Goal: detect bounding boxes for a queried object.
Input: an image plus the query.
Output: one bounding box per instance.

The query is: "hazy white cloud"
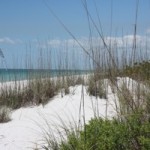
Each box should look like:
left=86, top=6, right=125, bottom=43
left=47, top=39, right=62, bottom=48
left=45, top=34, right=150, bottom=50
left=0, top=37, right=22, bottom=45
left=45, top=37, right=87, bottom=50
left=146, top=28, right=150, bottom=34
left=111, top=35, right=147, bottom=47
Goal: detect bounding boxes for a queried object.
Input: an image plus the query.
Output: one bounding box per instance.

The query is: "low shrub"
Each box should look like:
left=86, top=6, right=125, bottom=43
left=59, top=115, right=150, bottom=150
left=124, top=60, right=150, bottom=81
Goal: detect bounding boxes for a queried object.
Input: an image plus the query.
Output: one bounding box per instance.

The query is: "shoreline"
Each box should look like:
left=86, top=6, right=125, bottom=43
left=0, top=69, right=92, bottom=83
left=0, top=73, right=90, bottom=91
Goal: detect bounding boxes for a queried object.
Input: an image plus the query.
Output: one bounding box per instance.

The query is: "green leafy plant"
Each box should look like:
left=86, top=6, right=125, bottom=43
left=59, top=116, right=150, bottom=150
left=124, top=60, right=150, bottom=81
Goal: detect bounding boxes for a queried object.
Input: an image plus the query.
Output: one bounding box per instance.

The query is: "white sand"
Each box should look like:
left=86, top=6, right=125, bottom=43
left=0, top=79, right=118, bottom=150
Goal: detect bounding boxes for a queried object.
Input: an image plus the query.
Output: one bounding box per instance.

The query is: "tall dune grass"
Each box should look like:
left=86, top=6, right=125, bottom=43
left=34, top=0, right=150, bottom=149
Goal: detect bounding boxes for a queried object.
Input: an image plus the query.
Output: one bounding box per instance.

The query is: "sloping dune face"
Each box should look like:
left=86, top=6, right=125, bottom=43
left=1, top=77, right=140, bottom=150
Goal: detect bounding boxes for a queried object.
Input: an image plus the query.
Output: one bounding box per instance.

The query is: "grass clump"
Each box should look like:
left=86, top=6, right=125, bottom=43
left=0, top=78, right=58, bottom=109
left=0, top=86, right=24, bottom=109
left=0, top=106, right=11, bottom=123
left=28, top=79, right=57, bottom=105
left=87, top=75, right=107, bottom=99
left=65, top=76, right=85, bottom=87
left=117, top=82, right=135, bottom=115
left=0, top=75, right=83, bottom=110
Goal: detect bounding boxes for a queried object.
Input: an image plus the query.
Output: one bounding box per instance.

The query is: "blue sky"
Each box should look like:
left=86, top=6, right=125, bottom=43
left=0, top=0, right=150, bottom=69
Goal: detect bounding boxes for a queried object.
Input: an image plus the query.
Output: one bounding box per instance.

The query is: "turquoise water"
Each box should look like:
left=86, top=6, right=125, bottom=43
left=0, top=69, right=89, bottom=82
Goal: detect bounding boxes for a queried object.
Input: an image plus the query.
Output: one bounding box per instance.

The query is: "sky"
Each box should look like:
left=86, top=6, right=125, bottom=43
left=0, top=0, right=150, bottom=69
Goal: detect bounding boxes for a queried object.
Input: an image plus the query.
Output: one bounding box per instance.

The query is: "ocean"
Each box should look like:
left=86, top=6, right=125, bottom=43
left=0, top=69, right=89, bottom=82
